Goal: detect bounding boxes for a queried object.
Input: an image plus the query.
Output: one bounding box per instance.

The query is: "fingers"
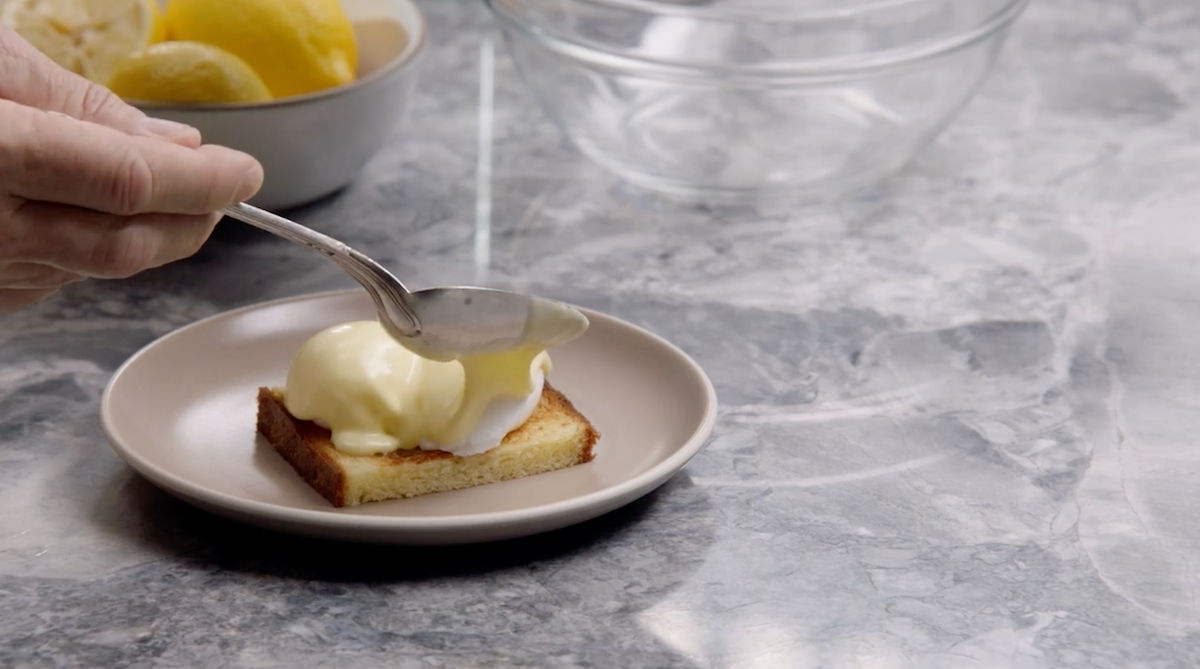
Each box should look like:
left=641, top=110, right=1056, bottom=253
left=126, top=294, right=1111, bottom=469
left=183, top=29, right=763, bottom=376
left=0, top=262, right=85, bottom=289
left=0, top=99, right=263, bottom=215
left=0, top=288, right=60, bottom=313
left=0, top=202, right=222, bottom=279
left=0, top=24, right=200, bottom=147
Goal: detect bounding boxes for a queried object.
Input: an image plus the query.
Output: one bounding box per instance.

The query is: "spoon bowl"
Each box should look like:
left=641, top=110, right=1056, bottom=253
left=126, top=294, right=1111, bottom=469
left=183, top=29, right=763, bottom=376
left=403, top=287, right=589, bottom=361
left=221, top=203, right=588, bottom=359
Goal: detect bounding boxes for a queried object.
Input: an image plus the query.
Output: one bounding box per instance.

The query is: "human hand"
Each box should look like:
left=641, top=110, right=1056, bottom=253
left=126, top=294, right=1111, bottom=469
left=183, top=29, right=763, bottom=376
left=0, top=24, right=264, bottom=313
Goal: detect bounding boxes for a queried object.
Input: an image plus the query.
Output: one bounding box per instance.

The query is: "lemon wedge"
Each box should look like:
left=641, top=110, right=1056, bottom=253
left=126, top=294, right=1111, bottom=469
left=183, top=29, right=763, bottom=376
left=1, top=0, right=164, bottom=85
left=106, top=41, right=272, bottom=104
left=165, top=0, right=358, bottom=99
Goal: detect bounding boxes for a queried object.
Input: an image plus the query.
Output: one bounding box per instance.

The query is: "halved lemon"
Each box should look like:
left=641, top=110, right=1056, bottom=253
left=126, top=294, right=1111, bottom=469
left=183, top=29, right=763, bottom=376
left=165, top=0, right=358, bottom=99
left=1, top=0, right=165, bottom=85
left=106, top=41, right=272, bottom=104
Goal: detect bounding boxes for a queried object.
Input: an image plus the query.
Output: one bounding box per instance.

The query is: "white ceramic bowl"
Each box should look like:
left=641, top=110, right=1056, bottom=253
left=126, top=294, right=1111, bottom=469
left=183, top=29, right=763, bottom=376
left=138, top=0, right=425, bottom=210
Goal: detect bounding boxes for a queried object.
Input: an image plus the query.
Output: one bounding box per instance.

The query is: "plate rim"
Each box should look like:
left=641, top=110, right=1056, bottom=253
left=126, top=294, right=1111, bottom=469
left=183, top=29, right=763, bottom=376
left=100, top=289, right=718, bottom=533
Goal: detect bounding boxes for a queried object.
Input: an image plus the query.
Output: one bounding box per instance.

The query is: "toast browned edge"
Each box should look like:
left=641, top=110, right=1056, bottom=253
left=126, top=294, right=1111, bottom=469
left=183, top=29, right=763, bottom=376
left=255, top=382, right=599, bottom=507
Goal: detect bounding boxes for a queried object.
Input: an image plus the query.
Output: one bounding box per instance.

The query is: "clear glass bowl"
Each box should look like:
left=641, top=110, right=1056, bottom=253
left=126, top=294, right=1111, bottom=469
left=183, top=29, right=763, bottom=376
left=485, top=0, right=1030, bottom=204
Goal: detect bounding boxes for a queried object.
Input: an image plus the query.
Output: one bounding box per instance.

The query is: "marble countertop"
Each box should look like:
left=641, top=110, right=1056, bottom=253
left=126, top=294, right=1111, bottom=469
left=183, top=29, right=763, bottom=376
left=4, top=0, right=1200, bottom=666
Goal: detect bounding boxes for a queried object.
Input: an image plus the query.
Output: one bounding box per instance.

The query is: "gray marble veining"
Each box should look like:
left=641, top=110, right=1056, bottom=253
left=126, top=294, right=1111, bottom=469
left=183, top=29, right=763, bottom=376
left=3, top=0, right=1200, bottom=667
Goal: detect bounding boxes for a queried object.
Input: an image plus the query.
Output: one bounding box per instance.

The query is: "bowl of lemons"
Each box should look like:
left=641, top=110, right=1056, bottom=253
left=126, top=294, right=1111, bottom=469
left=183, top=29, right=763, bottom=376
left=2, top=0, right=425, bottom=210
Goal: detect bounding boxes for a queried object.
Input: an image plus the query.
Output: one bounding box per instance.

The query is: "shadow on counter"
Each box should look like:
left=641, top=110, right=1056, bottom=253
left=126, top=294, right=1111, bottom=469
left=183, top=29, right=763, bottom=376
left=92, top=468, right=713, bottom=584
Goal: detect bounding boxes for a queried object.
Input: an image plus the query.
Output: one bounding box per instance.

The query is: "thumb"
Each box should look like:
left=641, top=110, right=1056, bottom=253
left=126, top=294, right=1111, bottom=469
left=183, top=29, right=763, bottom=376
left=0, top=23, right=200, bottom=148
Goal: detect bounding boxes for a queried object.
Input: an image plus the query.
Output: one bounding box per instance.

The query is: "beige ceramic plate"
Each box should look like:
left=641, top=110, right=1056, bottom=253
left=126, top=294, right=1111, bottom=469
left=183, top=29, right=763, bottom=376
left=101, top=290, right=717, bottom=544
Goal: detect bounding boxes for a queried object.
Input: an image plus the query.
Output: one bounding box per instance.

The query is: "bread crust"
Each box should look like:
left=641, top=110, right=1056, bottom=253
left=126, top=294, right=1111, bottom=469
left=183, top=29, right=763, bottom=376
left=256, top=382, right=598, bottom=507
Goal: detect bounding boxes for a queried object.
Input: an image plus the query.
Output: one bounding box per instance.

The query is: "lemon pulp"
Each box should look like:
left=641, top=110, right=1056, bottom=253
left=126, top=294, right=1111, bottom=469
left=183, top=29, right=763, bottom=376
left=1, top=0, right=164, bottom=84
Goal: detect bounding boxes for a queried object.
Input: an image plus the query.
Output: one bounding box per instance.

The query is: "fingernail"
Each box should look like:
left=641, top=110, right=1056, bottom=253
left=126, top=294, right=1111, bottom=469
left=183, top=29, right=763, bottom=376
left=137, top=116, right=199, bottom=142
left=235, top=162, right=265, bottom=202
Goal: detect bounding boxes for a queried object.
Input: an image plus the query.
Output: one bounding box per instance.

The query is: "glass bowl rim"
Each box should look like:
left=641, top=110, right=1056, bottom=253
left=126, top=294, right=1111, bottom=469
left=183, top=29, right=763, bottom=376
left=485, top=0, right=1030, bottom=80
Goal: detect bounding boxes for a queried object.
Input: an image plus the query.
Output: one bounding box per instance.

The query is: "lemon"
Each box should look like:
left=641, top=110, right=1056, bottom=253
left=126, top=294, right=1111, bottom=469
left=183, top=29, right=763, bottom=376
left=165, top=0, right=358, bottom=99
left=1, top=0, right=165, bottom=84
left=106, top=41, right=272, bottom=104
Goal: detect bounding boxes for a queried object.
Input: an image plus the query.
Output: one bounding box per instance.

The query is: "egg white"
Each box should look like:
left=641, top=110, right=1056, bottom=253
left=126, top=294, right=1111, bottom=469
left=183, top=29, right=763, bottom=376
left=417, top=370, right=545, bottom=457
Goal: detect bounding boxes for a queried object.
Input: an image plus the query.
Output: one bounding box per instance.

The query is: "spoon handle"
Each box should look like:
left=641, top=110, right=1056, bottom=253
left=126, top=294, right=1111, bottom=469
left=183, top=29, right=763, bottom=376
left=222, top=202, right=423, bottom=335
left=224, top=201, right=353, bottom=256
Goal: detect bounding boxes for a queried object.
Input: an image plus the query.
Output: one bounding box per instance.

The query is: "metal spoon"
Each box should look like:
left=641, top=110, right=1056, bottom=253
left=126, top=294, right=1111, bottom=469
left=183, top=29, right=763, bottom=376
left=222, top=202, right=588, bottom=361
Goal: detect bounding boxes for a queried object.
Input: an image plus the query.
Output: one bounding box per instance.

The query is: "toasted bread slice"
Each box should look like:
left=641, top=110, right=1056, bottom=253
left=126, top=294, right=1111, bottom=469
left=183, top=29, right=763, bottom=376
left=256, top=383, right=599, bottom=507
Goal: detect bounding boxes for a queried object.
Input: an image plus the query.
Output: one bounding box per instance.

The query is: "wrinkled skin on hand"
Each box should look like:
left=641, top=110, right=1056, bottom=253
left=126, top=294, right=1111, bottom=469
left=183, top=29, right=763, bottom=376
left=0, top=24, right=264, bottom=313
